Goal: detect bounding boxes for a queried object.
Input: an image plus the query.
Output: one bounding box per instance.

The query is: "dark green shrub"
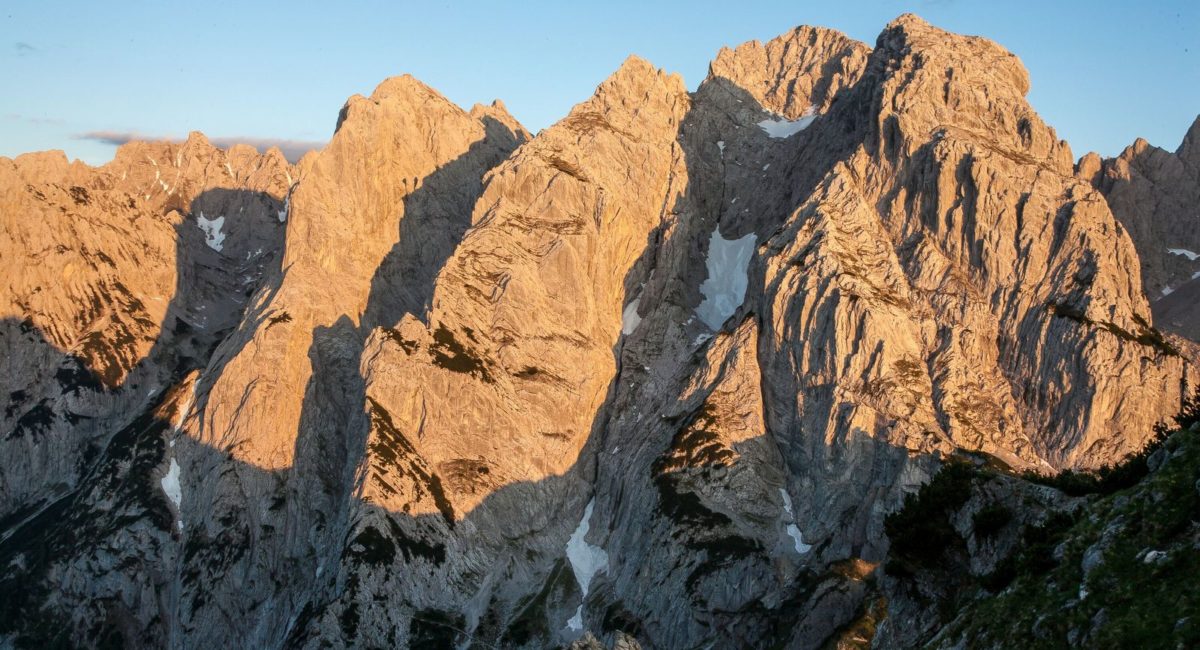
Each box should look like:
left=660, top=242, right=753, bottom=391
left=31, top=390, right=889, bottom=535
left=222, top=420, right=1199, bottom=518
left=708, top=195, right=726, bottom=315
left=884, top=462, right=978, bottom=567
left=972, top=504, right=1013, bottom=539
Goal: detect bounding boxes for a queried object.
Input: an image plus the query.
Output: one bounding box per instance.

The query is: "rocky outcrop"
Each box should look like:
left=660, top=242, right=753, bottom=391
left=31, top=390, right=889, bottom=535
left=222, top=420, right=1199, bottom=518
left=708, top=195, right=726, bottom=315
left=294, top=56, right=690, bottom=648
left=876, top=400, right=1200, bottom=649
left=0, top=134, right=293, bottom=646
left=0, top=133, right=291, bottom=513
left=1, top=13, right=1194, bottom=650
left=1080, top=116, right=1200, bottom=340
left=174, top=76, right=528, bottom=646
left=708, top=25, right=870, bottom=118
left=572, top=15, right=1194, bottom=649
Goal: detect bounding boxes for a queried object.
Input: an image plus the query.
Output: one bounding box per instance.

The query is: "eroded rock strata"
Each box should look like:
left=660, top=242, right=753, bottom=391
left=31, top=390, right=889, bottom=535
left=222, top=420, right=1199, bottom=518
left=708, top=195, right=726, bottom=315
left=1, top=14, right=1196, bottom=650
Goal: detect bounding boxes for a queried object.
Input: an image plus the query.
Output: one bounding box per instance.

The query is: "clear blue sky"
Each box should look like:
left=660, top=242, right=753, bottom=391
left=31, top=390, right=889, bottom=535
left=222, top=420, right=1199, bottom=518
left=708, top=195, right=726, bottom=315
left=2, top=1, right=1197, bottom=164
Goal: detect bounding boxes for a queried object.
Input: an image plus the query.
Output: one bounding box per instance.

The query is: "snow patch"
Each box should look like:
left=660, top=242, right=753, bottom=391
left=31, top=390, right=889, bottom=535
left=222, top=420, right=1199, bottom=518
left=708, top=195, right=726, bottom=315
left=717, top=141, right=725, bottom=155
left=567, top=607, right=584, bottom=632
left=161, top=458, right=183, bottom=531
left=224, top=162, right=234, bottom=178
left=278, top=196, right=289, bottom=223
left=695, top=228, right=756, bottom=330
left=565, top=498, right=609, bottom=631
left=757, top=110, right=817, bottom=138
left=780, top=488, right=812, bottom=554
left=622, top=297, right=642, bottom=335
left=196, top=212, right=226, bottom=252
left=1167, top=248, right=1199, bottom=261
left=762, top=163, right=770, bottom=171
left=1162, top=285, right=1175, bottom=297
left=693, top=333, right=713, bottom=347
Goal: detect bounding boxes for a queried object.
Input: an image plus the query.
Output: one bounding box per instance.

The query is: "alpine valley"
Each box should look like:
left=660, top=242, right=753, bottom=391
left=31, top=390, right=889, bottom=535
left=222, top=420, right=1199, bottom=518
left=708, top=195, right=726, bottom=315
left=2, top=14, right=1198, bottom=650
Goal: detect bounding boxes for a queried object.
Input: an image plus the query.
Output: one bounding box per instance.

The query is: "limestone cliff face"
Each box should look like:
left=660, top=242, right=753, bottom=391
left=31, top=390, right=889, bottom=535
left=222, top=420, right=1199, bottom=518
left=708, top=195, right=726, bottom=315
left=777, top=14, right=1191, bottom=472
left=174, top=76, right=529, bottom=646
left=361, top=57, right=689, bottom=509
left=1, top=13, right=1195, bottom=650
left=708, top=25, right=870, bottom=118
left=299, top=57, right=692, bottom=647
left=0, top=133, right=290, bottom=517
left=195, top=75, right=527, bottom=473
left=1080, top=116, right=1200, bottom=340
left=0, top=134, right=293, bottom=648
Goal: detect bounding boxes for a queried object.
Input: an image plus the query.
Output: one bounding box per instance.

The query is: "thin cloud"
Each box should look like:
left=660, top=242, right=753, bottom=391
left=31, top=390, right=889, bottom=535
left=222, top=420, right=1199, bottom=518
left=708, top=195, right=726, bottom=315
left=4, top=113, right=64, bottom=126
left=207, top=136, right=325, bottom=162
left=74, top=131, right=169, bottom=147
left=14, top=42, right=36, bottom=56
left=73, top=131, right=324, bottom=162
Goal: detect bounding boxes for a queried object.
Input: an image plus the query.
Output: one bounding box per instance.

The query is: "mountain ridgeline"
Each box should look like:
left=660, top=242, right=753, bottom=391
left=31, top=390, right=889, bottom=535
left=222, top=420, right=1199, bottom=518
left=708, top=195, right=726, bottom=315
left=1, top=14, right=1197, bottom=650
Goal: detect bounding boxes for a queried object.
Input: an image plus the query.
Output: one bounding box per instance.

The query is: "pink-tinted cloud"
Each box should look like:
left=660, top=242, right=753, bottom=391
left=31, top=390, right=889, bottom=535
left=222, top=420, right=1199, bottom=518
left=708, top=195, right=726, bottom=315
left=73, top=131, right=324, bottom=162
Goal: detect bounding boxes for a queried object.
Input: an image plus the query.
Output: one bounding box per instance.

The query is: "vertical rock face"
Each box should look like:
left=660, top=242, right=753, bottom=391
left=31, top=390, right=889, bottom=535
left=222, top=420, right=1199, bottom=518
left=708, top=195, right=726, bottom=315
left=794, top=14, right=1191, bottom=472
left=1081, top=116, right=1200, bottom=339
left=175, top=76, right=529, bottom=647
left=1, top=13, right=1195, bottom=650
left=0, top=134, right=293, bottom=647
left=708, top=25, right=871, bottom=118
left=299, top=57, right=692, bottom=648
left=362, top=57, right=688, bottom=507
left=196, top=75, right=526, bottom=473
left=0, top=133, right=291, bottom=503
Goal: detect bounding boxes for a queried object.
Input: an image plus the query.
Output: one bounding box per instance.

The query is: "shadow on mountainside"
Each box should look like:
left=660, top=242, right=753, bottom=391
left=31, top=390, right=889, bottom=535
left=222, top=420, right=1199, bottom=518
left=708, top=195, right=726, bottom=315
left=364, top=116, right=527, bottom=329
left=2, top=44, right=1162, bottom=650
left=0, top=64, right=907, bottom=650
left=273, top=63, right=904, bottom=650
left=274, top=116, right=531, bottom=645
left=0, top=183, right=288, bottom=648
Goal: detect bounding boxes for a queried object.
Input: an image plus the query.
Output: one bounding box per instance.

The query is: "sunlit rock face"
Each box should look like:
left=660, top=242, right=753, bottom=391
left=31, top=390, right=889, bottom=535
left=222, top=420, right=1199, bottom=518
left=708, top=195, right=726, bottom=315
left=1, top=13, right=1196, bottom=650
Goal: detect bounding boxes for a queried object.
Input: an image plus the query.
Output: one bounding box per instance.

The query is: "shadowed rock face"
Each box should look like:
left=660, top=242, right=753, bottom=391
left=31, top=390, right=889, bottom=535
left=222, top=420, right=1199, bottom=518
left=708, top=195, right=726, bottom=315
left=0, top=134, right=292, bottom=515
left=1, top=13, right=1196, bottom=650
left=1080, top=116, right=1200, bottom=341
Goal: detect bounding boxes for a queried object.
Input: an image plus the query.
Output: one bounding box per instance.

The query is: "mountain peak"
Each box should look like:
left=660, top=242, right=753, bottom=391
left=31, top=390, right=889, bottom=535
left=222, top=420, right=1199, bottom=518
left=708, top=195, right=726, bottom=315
left=334, top=74, right=462, bottom=135
left=603, top=54, right=684, bottom=93
left=184, top=130, right=211, bottom=148
left=862, top=11, right=1073, bottom=166
left=555, top=54, right=688, bottom=139
left=876, top=12, right=1027, bottom=96
left=1177, top=113, right=1200, bottom=166
left=885, top=12, right=933, bottom=33
left=707, top=24, right=870, bottom=117
left=368, top=74, right=439, bottom=102
left=2, top=14, right=1196, bottom=650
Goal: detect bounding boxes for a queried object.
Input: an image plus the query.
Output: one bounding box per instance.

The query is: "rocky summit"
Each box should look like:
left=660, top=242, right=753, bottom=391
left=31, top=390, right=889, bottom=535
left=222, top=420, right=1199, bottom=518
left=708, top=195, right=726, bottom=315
left=1, top=13, right=1197, bottom=650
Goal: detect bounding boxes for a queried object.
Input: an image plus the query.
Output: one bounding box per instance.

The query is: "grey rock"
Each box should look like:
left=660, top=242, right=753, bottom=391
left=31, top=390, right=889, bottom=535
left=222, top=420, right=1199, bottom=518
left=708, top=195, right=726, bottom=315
left=0, top=12, right=1192, bottom=650
left=1083, top=116, right=1200, bottom=341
